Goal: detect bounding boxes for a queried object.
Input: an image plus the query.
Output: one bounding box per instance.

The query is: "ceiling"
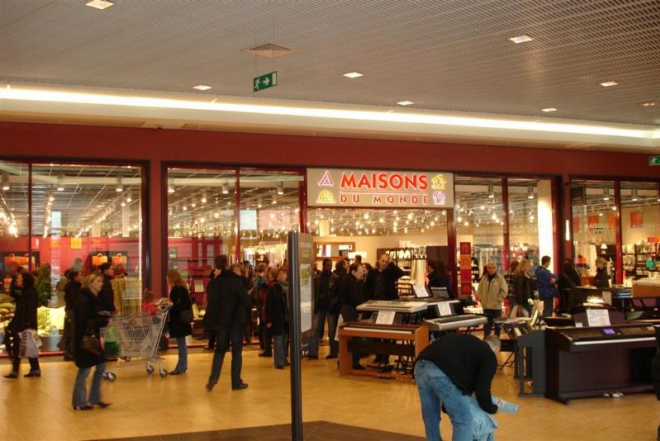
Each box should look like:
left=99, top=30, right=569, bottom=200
left=1, top=0, right=660, bottom=151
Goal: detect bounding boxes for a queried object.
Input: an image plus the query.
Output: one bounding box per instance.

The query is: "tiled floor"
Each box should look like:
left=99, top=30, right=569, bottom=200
left=1, top=342, right=658, bottom=440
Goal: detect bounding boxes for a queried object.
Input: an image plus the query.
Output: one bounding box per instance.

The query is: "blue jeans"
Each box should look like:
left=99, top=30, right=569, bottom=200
left=415, top=359, right=496, bottom=441
left=208, top=324, right=244, bottom=388
left=308, top=310, right=338, bottom=357
left=72, top=362, right=106, bottom=407
left=274, top=332, right=288, bottom=367
left=174, top=336, right=188, bottom=372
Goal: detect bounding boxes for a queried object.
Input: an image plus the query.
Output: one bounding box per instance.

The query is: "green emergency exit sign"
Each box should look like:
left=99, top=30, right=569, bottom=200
left=650, top=155, right=660, bottom=166
left=253, top=71, right=277, bottom=92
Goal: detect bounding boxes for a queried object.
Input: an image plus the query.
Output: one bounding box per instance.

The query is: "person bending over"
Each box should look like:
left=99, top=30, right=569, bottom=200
left=415, top=334, right=516, bottom=440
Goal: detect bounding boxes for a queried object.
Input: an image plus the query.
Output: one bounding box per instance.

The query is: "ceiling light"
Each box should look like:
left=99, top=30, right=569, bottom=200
left=47, top=188, right=54, bottom=202
left=343, top=72, right=363, bottom=79
left=397, top=101, right=414, bottom=106
left=193, top=85, right=212, bottom=91
left=631, top=188, right=638, bottom=202
left=56, top=174, right=65, bottom=191
left=541, top=107, right=557, bottom=113
left=2, top=173, right=10, bottom=191
left=527, top=185, right=534, bottom=199
left=642, top=101, right=656, bottom=107
left=126, top=190, right=133, bottom=203
left=116, top=176, right=123, bottom=192
left=277, top=182, right=284, bottom=195
left=86, top=0, right=114, bottom=10
left=167, top=178, right=175, bottom=194
left=509, top=35, right=533, bottom=44
left=201, top=192, right=207, bottom=203
left=222, top=183, right=229, bottom=194
left=603, top=187, right=610, bottom=201
left=488, top=184, right=494, bottom=199
left=599, top=81, right=618, bottom=87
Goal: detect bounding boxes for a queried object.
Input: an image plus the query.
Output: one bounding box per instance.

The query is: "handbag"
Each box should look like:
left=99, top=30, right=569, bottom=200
left=81, top=326, right=103, bottom=355
left=181, top=307, right=194, bottom=324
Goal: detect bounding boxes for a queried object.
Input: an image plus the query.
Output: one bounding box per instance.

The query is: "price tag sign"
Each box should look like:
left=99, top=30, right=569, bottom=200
left=586, top=309, right=610, bottom=327
left=413, top=284, right=429, bottom=298
left=375, top=310, right=396, bottom=325
left=437, top=302, right=453, bottom=317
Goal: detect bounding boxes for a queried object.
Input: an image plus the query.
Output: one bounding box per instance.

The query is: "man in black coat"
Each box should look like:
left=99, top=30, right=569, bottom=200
left=204, top=255, right=251, bottom=392
left=365, top=253, right=405, bottom=300
left=339, top=262, right=367, bottom=370
left=97, top=262, right=117, bottom=314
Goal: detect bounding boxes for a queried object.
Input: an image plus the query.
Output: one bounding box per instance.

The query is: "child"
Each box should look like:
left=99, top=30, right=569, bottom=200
left=141, top=289, right=159, bottom=315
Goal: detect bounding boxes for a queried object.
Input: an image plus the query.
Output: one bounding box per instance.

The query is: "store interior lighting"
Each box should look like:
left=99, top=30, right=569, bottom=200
left=222, top=183, right=229, bottom=194
left=277, top=182, right=284, bottom=195
left=488, top=184, right=494, bottom=199
left=603, top=187, right=610, bottom=201
left=126, top=189, right=133, bottom=203
left=116, top=175, right=124, bottom=192
left=527, top=185, right=534, bottom=199
left=631, top=188, right=638, bottom=202
left=1, top=173, right=10, bottom=191
left=201, top=191, right=207, bottom=203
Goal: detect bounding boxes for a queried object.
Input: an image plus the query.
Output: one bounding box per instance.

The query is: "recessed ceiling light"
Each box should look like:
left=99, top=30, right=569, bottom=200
left=343, top=72, right=363, bottom=79
left=509, top=35, right=533, bottom=44
left=541, top=107, right=557, bottom=113
left=86, top=0, right=114, bottom=10
left=397, top=101, right=414, bottom=106
left=600, top=81, right=618, bottom=87
left=193, top=85, right=212, bottom=91
left=642, top=101, right=656, bottom=107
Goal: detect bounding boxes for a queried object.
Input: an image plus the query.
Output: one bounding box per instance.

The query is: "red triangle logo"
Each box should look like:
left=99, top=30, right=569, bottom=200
left=318, top=170, right=334, bottom=187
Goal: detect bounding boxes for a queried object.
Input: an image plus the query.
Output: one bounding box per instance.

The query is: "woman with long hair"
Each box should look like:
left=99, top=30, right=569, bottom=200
left=71, top=272, right=111, bottom=410
left=166, top=270, right=192, bottom=375
left=513, top=259, right=533, bottom=317
left=4, top=272, right=40, bottom=378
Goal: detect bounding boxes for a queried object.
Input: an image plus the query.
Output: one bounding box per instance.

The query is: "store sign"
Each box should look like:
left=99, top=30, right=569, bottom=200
left=306, top=168, right=454, bottom=208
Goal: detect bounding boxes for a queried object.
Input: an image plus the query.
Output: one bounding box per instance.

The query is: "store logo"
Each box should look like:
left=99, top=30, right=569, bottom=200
left=432, top=191, right=446, bottom=205
left=318, top=170, right=334, bottom=187
left=316, top=189, right=337, bottom=204
left=431, top=174, right=447, bottom=190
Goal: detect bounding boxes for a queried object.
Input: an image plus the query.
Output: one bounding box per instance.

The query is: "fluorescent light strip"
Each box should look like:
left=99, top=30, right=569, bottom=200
left=600, top=81, right=618, bottom=87
left=193, top=85, right=212, bottom=91
left=343, top=72, right=363, bottom=79
left=0, top=87, right=652, bottom=139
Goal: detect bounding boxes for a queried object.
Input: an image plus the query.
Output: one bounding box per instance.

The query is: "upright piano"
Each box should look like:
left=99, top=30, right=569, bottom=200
left=338, top=322, right=429, bottom=380
left=545, top=323, right=656, bottom=404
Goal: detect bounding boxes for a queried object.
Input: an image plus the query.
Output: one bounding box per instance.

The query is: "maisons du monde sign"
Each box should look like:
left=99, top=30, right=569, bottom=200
left=306, top=168, right=454, bottom=208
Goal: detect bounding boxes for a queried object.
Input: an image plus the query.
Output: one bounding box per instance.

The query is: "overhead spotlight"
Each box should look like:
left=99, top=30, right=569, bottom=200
left=126, top=190, right=133, bottom=203
left=602, top=187, right=610, bottom=201
left=1, top=173, right=10, bottom=191
left=257, top=198, right=263, bottom=209
left=57, top=174, right=65, bottom=191
left=488, top=184, right=494, bottom=199
left=167, top=178, right=175, bottom=194
left=201, top=191, right=208, bottom=203
left=222, top=183, right=229, bottom=194
left=526, top=185, right=534, bottom=199
left=116, top=175, right=124, bottom=192
left=631, top=188, right=638, bottom=202
left=47, top=188, right=54, bottom=202
left=277, top=182, right=284, bottom=195
left=86, top=0, right=114, bottom=10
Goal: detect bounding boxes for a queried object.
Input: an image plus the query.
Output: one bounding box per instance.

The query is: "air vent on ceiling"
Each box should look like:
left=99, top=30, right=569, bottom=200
left=241, top=42, right=295, bottom=59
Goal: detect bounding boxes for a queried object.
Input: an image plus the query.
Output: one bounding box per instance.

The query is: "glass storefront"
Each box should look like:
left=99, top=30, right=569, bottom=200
left=0, top=162, right=144, bottom=349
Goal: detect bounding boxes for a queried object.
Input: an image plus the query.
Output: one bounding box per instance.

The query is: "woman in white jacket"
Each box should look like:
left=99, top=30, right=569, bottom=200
left=477, top=262, right=508, bottom=338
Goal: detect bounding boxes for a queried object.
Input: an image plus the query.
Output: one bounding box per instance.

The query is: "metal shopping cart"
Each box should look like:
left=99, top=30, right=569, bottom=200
left=100, top=307, right=169, bottom=381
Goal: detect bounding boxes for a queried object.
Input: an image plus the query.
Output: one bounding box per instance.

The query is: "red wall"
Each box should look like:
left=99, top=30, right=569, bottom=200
left=1, top=121, right=658, bottom=294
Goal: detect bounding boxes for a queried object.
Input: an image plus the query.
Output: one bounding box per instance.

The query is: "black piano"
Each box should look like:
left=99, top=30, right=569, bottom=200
left=545, top=323, right=657, bottom=404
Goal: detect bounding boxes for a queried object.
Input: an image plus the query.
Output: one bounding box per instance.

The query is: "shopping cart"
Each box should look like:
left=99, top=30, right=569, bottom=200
left=100, top=307, right=169, bottom=381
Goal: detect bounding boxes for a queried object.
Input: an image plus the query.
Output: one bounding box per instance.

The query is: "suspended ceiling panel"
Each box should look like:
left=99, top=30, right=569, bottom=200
left=0, top=0, right=659, bottom=143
